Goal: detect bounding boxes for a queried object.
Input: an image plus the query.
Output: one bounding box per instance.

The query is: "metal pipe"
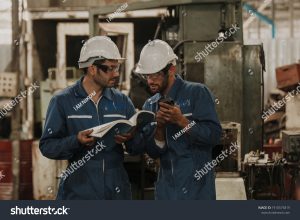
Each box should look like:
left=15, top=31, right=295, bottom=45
left=243, top=0, right=272, bottom=29
left=242, top=3, right=276, bottom=38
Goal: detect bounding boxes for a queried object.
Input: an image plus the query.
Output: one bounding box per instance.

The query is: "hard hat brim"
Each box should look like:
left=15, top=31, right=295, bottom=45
left=134, top=57, right=177, bottom=74
left=78, top=56, right=126, bottom=69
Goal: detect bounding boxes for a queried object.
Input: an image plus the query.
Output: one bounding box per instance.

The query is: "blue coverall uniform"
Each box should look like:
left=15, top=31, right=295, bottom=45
left=39, top=77, right=137, bottom=200
left=142, top=75, right=222, bottom=200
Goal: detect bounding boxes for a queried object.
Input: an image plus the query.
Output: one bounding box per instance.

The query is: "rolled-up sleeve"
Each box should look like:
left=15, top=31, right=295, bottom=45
left=39, top=96, right=82, bottom=160
left=145, top=138, right=167, bottom=159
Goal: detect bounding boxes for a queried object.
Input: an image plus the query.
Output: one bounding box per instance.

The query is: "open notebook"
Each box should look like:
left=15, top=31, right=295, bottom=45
left=88, top=110, right=155, bottom=138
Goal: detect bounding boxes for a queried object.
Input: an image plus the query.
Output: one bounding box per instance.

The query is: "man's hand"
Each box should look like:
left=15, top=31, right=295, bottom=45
left=114, top=128, right=136, bottom=144
left=158, top=102, right=189, bottom=128
left=155, top=106, right=166, bottom=141
left=77, top=129, right=96, bottom=146
left=156, top=110, right=167, bottom=128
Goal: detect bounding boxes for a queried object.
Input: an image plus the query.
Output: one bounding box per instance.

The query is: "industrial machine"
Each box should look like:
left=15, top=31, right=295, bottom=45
left=282, top=130, right=300, bottom=162
left=217, top=122, right=241, bottom=173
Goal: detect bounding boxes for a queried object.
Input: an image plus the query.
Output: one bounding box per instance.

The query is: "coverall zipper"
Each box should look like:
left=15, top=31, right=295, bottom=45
left=93, top=97, right=104, bottom=174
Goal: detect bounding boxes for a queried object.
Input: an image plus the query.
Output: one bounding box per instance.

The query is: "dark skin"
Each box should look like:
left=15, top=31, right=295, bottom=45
left=158, top=102, right=189, bottom=128
left=114, top=131, right=135, bottom=145
left=147, top=65, right=190, bottom=141
left=77, top=59, right=127, bottom=146
left=77, top=129, right=95, bottom=146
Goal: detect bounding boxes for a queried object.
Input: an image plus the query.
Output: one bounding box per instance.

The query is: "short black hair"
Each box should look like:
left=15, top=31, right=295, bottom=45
left=93, top=59, right=105, bottom=66
left=82, top=68, right=88, bottom=75
left=82, top=59, right=106, bottom=75
left=162, top=63, right=173, bottom=75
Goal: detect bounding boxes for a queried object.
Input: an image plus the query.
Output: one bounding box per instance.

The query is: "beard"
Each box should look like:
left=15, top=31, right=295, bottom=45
left=95, top=70, right=119, bottom=88
left=149, top=74, right=169, bottom=95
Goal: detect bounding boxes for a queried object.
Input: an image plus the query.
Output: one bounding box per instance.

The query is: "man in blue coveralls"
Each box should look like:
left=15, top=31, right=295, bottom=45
left=134, top=40, right=222, bottom=200
left=40, top=36, right=142, bottom=200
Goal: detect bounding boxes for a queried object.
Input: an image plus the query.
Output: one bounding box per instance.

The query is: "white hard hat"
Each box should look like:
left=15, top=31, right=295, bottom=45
left=78, top=36, right=125, bottom=69
left=135, top=39, right=178, bottom=74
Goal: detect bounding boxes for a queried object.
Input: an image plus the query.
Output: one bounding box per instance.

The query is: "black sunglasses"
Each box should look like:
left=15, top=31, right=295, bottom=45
left=94, top=64, right=120, bottom=73
left=140, top=64, right=172, bottom=80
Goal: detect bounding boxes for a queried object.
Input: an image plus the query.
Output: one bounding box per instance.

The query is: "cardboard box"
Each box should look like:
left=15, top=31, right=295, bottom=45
left=276, top=64, right=300, bottom=91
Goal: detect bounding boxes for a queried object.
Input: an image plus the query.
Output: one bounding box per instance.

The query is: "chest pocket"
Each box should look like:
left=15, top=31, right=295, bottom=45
left=176, top=99, right=193, bottom=119
left=102, top=101, right=127, bottom=123
left=66, top=114, right=94, bottom=135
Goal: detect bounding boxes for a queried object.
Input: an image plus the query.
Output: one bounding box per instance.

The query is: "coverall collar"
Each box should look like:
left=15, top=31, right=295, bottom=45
left=74, top=76, right=113, bottom=101
left=165, top=74, right=184, bottom=100
left=148, top=74, right=184, bottom=104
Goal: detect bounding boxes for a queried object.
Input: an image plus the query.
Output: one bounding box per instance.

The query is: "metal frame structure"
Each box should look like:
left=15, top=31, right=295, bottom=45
left=89, top=0, right=241, bottom=37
